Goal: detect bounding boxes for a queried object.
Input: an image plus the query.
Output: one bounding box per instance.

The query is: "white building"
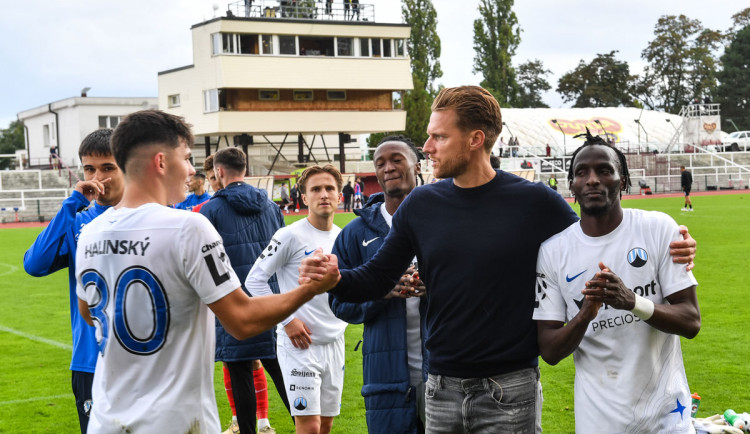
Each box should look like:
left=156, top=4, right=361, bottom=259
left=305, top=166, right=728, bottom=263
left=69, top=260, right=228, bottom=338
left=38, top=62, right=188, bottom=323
left=17, top=95, right=157, bottom=168
left=158, top=0, right=413, bottom=174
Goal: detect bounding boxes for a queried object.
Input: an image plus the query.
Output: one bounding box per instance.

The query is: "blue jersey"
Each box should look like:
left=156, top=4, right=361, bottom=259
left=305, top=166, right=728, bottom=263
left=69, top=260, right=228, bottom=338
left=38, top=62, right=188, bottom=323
left=174, top=192, right=212, bottom=211
left=23, top=190, right=109, bottom=373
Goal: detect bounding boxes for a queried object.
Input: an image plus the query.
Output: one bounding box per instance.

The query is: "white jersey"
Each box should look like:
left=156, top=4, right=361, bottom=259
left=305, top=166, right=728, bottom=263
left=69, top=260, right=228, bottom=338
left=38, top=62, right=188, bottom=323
left=247, top=218, right=346, bottom=344
left=75, top=204, right=240, bottom=434
left=533, top=209, right=697, bottom=434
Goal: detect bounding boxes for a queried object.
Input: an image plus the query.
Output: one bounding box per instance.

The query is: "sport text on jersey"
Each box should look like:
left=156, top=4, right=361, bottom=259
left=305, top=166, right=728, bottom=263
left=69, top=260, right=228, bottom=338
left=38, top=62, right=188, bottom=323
left=84, top=238, right=151, bottom=258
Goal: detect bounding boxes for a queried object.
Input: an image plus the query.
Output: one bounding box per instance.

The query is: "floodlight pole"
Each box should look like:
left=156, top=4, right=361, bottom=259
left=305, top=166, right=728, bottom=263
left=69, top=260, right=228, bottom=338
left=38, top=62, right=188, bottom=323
left=551, top=119, right=566, bottom=155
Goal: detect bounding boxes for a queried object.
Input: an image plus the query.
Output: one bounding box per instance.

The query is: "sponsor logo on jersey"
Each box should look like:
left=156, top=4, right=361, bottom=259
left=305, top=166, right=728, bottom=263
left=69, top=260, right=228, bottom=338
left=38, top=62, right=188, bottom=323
left=259, top=238, right=281, bottom=259
left=294, top=397, right=308, bottom=411
left=669, top=398, right=687, bottom=419
left=201, top=239, right=223, bottom=253
left=362, top=237, right=379, bottom=247
left=534, top=278, right=548, bottom=308
left=290, top=384, right=314, bottom=391
left=627, top=247, right=648, bottom=268
left=565, top=270, right=587, bottom=282
left=590, top=312, right=642, bottom=332
left=291, top=369, right=317, bottom=378
left=83, top=237, right=151, bottom=258
left=304, top=249, right=315, bottom=255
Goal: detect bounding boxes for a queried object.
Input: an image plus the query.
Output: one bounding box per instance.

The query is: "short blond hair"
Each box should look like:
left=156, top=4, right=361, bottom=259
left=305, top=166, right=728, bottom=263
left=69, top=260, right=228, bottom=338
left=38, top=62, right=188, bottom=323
left=432, top=86, right=502, bottom=152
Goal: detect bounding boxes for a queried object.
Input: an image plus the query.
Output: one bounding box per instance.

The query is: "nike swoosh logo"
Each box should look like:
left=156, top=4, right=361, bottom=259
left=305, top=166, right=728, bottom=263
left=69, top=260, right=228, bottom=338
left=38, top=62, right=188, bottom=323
left=362, top=237, right=380, bottom=247
left=304, top=249, right=315, bottom=255
left=565, top=270, right=586, bottom=282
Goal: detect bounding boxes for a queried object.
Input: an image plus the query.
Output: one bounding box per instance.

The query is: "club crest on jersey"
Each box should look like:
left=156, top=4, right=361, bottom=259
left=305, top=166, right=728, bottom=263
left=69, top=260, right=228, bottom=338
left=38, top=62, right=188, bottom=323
left=259, top=238, right=281, bottom=259
left=627, top=248, right=648, bottom=268
left=294, top=397, right=308, bottom=411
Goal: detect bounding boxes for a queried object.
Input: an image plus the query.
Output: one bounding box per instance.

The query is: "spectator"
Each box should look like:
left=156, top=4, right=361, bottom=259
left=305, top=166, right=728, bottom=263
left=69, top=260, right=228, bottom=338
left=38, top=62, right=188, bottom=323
left=342, top=181, right=354, bottom=212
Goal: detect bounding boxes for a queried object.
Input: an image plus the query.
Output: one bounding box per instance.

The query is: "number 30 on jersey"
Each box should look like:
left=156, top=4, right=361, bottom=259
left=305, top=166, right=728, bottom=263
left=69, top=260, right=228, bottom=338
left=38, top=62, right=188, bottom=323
left=81, top=266, right=169, bottom=356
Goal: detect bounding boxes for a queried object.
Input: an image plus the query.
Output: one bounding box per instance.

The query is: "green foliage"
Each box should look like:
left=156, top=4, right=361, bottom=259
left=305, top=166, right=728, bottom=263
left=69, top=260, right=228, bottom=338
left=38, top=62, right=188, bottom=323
left=472, top=0, right=521, bottom=107
left=727, top=7, right=750, bottom=37
left=398, top=0, right=442, bottom=146
left=3, top=195, right=750, bottom=432
left=557, top=51, right=636, bottom=108
left=640, top=15, right=721, bottom=113
left=716, top=25, right=750, bottom=131
left=0, top=120, right=26, bottom=170
left=516, top=59, right=551, bottom=108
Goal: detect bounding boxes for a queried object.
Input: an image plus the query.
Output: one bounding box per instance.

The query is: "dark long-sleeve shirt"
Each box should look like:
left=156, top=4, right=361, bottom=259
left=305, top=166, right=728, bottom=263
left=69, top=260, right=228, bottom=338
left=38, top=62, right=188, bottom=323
left=330, top=171, right=578, bottom=378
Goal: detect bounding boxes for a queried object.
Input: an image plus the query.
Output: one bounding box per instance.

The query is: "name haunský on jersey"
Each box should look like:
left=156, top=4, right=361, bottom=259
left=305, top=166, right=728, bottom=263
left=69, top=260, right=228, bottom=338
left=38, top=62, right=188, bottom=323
left=83, top=238, right=151, bottom=258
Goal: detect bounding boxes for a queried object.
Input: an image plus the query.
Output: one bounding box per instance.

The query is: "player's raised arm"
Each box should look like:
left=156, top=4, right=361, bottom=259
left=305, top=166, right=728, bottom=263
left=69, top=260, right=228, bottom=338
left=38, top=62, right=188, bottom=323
left=210, top=256, right=340, bottom=340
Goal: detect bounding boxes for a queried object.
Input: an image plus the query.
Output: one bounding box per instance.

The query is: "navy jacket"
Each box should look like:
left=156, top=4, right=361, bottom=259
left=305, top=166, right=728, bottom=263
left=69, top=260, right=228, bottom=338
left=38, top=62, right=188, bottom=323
left=329, top=193, right=427, bottom=433
left=200, top=182, right=285, bottom=361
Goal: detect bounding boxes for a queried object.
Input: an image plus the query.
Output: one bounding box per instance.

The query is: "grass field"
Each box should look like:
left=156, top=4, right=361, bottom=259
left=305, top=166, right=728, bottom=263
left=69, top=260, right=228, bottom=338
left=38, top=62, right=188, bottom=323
left=1, top=193, right=748, bottom=433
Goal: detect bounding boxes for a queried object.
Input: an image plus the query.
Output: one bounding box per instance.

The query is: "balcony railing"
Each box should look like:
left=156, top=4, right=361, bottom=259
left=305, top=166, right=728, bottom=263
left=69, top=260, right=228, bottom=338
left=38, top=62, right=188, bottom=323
left=227, top=0, right=375, bottom=22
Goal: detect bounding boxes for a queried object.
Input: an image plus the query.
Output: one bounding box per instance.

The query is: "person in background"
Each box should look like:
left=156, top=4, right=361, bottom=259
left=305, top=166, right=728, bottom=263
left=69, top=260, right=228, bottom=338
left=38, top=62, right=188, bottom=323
left=174, top=171, right=211, bottom=210
left=200, top=147, right=292, bottom=434
left=680, top=165, right=693, bottom=212
left=24, top=129, right=124, bottom=433
left=330, top=135, right=428, bottom=433
left=342, top=181, right=354, bottom=212
left=548, top=175, right=558, bottom=191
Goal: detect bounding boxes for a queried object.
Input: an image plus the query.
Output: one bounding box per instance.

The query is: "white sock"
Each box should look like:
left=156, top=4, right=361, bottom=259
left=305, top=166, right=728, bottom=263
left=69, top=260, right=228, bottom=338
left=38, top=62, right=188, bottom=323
left=232, top=415, right=238, bottom=423
left=258, top=418, right=271, bottom=429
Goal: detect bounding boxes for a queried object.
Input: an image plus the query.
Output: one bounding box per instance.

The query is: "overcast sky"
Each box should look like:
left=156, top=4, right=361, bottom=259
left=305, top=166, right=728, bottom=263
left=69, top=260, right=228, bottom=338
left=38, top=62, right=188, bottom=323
left=0, top=0, right=742, bottom=129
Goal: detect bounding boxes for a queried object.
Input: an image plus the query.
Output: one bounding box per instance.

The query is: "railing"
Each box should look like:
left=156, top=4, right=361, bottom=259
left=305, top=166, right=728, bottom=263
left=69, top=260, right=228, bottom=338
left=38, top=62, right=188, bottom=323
left=0, top=189, right=70, bottom=211
left=227, top=0, right=375, bottom=22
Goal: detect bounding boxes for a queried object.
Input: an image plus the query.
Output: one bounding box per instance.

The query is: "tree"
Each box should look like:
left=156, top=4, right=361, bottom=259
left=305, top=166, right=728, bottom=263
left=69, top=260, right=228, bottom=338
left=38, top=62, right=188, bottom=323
left=472, top=0, right=521, bottom=106
left=640, top=15, right=720, bottom=113
left=367, top=0, right=444, bottom=150
left=516, top=59, right=551, bottom=108
left=0, top=120, right=25, bottom=170
left=727, top=7, right=750, bottom=37
left=556, top=51, right=636, bottom=107
left=715, top=25, right=750, bottom=131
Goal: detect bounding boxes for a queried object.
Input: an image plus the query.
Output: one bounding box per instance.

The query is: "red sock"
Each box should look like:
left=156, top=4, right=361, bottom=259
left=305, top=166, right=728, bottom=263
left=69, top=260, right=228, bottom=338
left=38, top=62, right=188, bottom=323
left=253, top=366, right=269, bottom=419
left=223, top=365, right=237, bottom=417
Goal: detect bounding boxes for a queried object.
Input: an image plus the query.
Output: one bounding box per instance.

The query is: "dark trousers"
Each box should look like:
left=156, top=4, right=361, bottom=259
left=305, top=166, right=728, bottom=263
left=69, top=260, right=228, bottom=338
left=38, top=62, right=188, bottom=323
left=343, top=195, right=352, bottom=211
left=72, top=370, right=94, bottom=434
left=226, top=357, right=292, bottom=433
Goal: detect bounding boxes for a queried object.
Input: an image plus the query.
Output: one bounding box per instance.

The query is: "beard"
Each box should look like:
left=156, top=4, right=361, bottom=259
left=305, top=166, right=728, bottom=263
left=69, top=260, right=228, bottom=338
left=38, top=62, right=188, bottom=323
left=434, top=142, right=471, bottom=179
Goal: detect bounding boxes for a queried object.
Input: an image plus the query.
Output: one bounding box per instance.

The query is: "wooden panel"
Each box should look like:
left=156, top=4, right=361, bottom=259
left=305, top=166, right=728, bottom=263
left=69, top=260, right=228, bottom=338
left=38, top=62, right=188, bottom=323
left=223, top=89, right=393, bottom=111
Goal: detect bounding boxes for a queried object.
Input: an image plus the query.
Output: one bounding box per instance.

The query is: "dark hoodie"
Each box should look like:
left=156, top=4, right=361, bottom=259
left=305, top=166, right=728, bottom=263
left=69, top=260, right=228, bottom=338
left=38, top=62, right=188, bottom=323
left=199, top=181, right=285, bottom=360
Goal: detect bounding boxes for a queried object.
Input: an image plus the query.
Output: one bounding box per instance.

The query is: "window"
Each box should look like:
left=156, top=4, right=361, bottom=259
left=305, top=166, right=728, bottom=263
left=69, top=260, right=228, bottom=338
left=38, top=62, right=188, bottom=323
left=279, top=35, right=296, bottom=55
left=371, top=38, right=381, bottom=57
left=43, top=124, right=50, bottom=146
left=396, top=39, right=405, bottom=57
left=262, top=34, right=273, bottom=54
left=168, top=94, right=181, bottom=108
left=211, top=33, right=221, bottom=55
left=327, top=90, right=347, bottom=101
left=98, top=116, right=120, bottom=129
left=204, top=89, right=219, bottom=113
left=239, top=33, right=260, bottom=54
left=392, top=91, right=403, bottom=109
left=336, top=37, right=353, bottom=56
left=359, top=38, right=369, bottom=56
left=299, top=36, right=334, bottom=56
left=382, top=39, right=392, bottom=57
left=293, top=90, right=314, bottom=101
left=222, top=33, right=235, bottom=54
left=259, top=89, right=280, bottom=101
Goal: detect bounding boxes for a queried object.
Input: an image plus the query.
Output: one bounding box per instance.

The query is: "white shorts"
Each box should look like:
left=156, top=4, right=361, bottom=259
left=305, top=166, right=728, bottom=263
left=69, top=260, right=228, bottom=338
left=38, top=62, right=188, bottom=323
left=278, top=334, right=345, bottom=417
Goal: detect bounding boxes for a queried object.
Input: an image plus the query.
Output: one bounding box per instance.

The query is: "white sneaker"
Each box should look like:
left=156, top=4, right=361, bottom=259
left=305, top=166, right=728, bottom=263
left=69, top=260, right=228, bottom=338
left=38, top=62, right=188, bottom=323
left=681, top=207, right=688, bottom=211
left=259, top=426, right=276, bottom=434
left=222, top=420, right=239, bottom=434
left=688, top=208, right=694, bottom=212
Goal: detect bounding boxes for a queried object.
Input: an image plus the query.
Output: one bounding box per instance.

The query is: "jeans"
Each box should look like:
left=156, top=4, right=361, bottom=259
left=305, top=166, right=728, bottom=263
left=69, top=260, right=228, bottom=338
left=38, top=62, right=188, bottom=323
left=425, top=367, right=542, bottom=433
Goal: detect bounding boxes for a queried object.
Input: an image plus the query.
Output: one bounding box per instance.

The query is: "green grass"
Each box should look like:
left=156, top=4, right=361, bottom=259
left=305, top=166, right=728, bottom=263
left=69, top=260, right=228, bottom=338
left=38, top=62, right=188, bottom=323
left=1, top=196, right=748, bottom=433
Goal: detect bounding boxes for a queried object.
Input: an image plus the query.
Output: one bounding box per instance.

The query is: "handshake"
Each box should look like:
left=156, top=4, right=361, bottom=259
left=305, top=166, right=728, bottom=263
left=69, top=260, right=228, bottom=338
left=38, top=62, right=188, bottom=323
left=299, top=250, right=426, bottom=298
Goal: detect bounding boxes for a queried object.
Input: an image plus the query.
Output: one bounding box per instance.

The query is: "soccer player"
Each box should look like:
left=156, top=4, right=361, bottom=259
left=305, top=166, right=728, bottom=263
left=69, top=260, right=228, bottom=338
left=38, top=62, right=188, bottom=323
left=200, top=147, right=290, bottom=434
left=300, top=86, right=697, bottom=433
left=174, top=171, right=211, bottom=210
left=534, top=132, right=700, bottom=432
left=329, top=135, right=428, bottom=433
left=75, top=110, right=338, bottom=433
left=246, top=165, right=347, bottom=434
left=23, top=128, right=124, bottom=434
left=681, top=165, right=693, bottom=211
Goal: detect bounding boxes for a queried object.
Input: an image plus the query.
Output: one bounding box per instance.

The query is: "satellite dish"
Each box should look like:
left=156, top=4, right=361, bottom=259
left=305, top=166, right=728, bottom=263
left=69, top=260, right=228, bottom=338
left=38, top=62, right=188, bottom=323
left=212, top=3, right=219, bottom=17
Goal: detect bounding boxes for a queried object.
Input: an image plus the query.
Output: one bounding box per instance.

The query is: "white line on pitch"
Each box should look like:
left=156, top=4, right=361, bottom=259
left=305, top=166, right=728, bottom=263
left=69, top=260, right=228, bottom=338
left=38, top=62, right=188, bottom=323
left=0, top=394, right=71, bottom=406
left=0, top=325, right=72, bottom=350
